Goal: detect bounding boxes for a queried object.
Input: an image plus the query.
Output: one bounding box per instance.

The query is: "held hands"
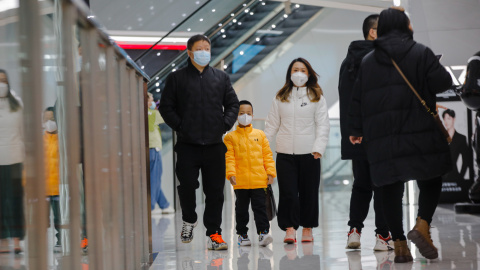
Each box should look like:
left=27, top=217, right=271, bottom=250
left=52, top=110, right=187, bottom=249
left=229, top=176, right=236, bottom=186
left=350, top=136, right=363, bottom=145
left=267, top=175, right=274, bottom=185
left=312, top=152, right=322, bottom=159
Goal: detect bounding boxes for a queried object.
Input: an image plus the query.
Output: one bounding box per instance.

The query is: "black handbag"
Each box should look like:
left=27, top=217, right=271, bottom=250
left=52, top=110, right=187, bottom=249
left=265, top=185, right=277, bottom=221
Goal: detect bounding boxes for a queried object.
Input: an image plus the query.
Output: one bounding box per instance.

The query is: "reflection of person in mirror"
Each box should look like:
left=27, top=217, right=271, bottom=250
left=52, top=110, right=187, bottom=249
left=441, top=108, right=472, bottom=181
left=0, top=69, right=25, bottom=254
left=43, top=107, right=62, bottom=252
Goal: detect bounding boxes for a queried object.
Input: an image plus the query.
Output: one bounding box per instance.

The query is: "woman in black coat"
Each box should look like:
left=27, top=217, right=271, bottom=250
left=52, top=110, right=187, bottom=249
left=348, top=7, right=453, bottom=263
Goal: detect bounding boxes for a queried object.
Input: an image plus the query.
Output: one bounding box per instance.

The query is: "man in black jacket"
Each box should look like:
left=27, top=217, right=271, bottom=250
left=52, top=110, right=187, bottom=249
left=159, top=34, right=239, bottom=250
left=338, top=14, right=393, bottom=251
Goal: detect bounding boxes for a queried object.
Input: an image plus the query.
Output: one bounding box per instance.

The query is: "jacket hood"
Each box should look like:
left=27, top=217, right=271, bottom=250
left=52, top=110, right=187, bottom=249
left=374, top=30, right=415, bottom=65
left=347, top=40, right=375, bottom=65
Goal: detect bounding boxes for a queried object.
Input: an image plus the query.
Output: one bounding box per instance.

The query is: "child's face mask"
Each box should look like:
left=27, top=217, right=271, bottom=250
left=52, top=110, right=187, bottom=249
left=238, top=114, right=252, bottom=126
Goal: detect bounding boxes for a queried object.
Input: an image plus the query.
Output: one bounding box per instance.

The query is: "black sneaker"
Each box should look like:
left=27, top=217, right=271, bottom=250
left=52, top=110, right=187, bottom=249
left=180, top=221, right=197, bottom=243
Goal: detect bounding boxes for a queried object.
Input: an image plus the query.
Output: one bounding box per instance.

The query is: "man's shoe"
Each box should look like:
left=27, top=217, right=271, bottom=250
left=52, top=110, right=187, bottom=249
left=180, top=221, right=197, bottom=243
left=407, top=217, right=438, bottom=259
left=283, top=227, right=296, bottom=244
left=301, top=228, right=313, bottom=242
left=237, top=234, right=251, bottom=246
left=207, top=233, right=228, bottom=250
left=346, top=228, right=361, bottom=249
left=258, top=231, right=273, bottom=246
left=161, top=206, right=175, bottom=214
left=393, top=240, right=413, bottom=263
left=374, top=233, right=394, bottom=251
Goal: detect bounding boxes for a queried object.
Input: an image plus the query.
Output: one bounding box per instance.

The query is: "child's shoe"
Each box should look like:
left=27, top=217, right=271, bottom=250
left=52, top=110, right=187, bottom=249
left=284, top=227, right=296, bottom=244
left=302, top=228, right=313, bottom=242
left=207, top=233, right=228, bottom=250
left=258, top=230, right=273, bottom=246
left=237, top=234, right=251, bottom=246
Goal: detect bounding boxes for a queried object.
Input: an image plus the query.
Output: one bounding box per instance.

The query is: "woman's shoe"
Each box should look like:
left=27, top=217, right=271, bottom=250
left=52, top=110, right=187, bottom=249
left=393, top=240, right=413, bottom=263
left=301, top=228, right=313, bottom=242
left=407, top=217, right=438, bottom=259
left=284, top=227, right=296, bottom=244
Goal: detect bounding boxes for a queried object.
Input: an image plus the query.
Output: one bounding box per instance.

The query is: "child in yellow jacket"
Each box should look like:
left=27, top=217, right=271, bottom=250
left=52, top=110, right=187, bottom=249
left=224, top=100, right=276, bottom=247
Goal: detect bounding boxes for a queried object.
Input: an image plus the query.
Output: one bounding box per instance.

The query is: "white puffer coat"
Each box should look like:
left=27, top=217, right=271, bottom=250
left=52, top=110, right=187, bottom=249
left=264, top=87, right=330, bottom=156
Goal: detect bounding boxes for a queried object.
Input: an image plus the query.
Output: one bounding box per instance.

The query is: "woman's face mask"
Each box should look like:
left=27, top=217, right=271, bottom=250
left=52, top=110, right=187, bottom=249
left=291, top=72, right=308, bottom=87
left=0, top=82, right=9, bottom=97
left=150, top=102, right=156, bottom=110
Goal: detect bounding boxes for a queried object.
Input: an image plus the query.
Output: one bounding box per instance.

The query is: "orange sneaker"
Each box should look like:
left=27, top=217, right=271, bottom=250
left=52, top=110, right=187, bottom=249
left=207, top=233, right=228, bottom=250
left=284, top=227, right=296, bottom=244
left=302, top=228, right=313, bottom=242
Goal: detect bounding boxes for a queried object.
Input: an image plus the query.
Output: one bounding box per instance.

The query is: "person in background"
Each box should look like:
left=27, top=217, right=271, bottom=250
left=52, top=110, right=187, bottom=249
left=338, top=14, right=393, bottom=251
left=224, top=100, right=276, bottom=247
left=264, top=58, right=330, bottom=244
left=160, top=34, right=239, bottom=251
left=148, top=93, right=174, bottom=215
left=43, top=107, right=62, bottom=252
left=348, top=7, right=453, bottom=263
left=0, top=69, right=25, bottom=254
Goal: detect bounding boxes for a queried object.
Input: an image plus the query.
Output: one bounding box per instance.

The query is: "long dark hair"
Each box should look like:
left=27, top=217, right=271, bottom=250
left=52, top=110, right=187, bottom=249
left=276, top=58, right=323, bottom=103
left=0, top=69, right=21, bottom=112
left=377, top=7, right=412, bottom=37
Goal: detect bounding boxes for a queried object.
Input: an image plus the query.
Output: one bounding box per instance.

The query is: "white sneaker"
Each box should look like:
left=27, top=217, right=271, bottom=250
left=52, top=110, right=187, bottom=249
left=346, top=228, right=361, bottom=249
left=258, top=232, right=273, bottom=247
left=151, top=207, right=162, bottom=215
left=374, top=233, right=394, bottom=251
left=161, top=206, right=175, bottom=214
left=180, top=221, right=197, bottom=243
left=237, top=234, right=251, bottom=246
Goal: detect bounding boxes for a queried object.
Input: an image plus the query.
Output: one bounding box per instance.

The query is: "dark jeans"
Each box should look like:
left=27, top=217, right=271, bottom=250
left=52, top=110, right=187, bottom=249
left=0, top=163, right=25, bottom=239
left=47, top=196, right=61, bottom=245
left=234, top=189, right=270, bottom=235
left=175, top=142, right=226, bottom=236
left=380, top=177, right=443, bottom=240
left=348, top=160, right=389, bottom=236
left=276, top=153, right=321, bottom=230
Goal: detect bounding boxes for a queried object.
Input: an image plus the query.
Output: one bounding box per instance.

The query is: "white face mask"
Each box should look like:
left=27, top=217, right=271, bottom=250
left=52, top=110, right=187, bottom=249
left=45, top=120, right=57, bottom=133
left=0, top=82, right=9, bottom=97
left=291, top=72, right=308, bottom=87
left=238, top=114, right=253, bottom=126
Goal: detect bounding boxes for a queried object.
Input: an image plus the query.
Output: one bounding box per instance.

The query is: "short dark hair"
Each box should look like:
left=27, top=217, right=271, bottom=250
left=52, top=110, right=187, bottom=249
left=239, top=100, right=253, bottom=112
left=377, top=7, right=412, bottom=37
left=187, top=35, right=211, bottom=51
left=442, top=109, right=456, bottom=119
left=362, top=14, right=379, bottom=39
left=45, top=107, right=55, bottom=112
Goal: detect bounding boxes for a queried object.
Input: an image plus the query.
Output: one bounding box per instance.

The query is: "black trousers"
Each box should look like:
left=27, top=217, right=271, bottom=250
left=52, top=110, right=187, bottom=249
left=276, top=153, right=321, bottom=230
left=348, top=160, right=389, bottom=236
left=0, top=163, right=25, bottom=239
left=175, top=142, right=226, bottom=236
left=47, top=196, right=61, bottom=245
left=234, top=188, right=270, bottom=235
left=380, top=177, right=442, bottom=241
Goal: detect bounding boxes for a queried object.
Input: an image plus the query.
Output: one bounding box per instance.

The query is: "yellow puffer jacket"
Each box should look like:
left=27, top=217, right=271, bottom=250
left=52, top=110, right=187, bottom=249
left=44, top=132, right=59, bottom=196
left=224, top=125, right=276, bottom=190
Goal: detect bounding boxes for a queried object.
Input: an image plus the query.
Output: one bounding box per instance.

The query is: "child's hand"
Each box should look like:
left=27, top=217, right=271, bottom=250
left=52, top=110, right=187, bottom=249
left=229, top=176, right=236, bottom=186
left=267, top=175, right=274, bottom=185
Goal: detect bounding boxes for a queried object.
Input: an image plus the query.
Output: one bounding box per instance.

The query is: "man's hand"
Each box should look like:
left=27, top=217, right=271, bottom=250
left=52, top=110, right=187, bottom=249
left=267, top=175, right=274, bottom=185
left=312, top=152, right=322, bottom=159
left=350, top=136, right=363, bottom=144
left=229, top=176, right=236, bottom=186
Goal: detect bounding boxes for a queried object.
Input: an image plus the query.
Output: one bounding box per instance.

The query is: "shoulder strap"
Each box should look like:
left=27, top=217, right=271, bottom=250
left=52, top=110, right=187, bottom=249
left=391, top=59, right=436, bottom=116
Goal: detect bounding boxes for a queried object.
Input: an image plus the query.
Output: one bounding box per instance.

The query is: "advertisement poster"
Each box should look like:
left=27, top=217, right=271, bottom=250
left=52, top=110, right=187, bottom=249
left=437, top=101, right=474, bottom=203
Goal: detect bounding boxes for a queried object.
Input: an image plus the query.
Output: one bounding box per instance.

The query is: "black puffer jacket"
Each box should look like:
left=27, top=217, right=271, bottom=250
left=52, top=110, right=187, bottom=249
left=348, top=31, right=453, bottom=187
left=338, top=40, right=375, bottom=160
left=159, top=59, right=239, bottom=145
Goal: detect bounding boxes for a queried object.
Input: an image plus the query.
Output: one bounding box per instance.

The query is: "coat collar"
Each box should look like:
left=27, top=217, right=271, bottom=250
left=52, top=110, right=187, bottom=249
left=235, top=124, right=253, bottom=134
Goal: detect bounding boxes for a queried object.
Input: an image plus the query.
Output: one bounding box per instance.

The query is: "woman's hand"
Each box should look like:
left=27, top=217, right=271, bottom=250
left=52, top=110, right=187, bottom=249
left=313, top=152, right=322, bottom=159
left=350, top=136, right=363, bottom=144
left=229, top=176, right=236, bottom=186
left=267, top=175, right=274, bottom=185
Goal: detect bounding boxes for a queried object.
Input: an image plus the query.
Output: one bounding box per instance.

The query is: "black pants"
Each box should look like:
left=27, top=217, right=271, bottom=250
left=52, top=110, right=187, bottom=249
left=47, top=196, right=61, bottom=245
left=348, top=160, right=389, bottom=236
left=234, top=189, right=270, bottom=235
left=380, top=177, right=442, bottom=241
left=0, top=163, right=25, bottom=239
left=175, top=142, right=226, bottom=236
left=276, top=153, right=321, bottom=230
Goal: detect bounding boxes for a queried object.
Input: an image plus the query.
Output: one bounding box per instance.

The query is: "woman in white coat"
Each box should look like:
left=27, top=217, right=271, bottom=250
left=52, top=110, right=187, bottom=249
left=265, top=58, right=330, bottom=243
left=0, top=69, right=25, bottom=253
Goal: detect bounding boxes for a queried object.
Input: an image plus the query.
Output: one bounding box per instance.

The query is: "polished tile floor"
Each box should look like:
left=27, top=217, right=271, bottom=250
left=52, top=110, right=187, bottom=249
left=150, top=190, right=480, bottom=270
